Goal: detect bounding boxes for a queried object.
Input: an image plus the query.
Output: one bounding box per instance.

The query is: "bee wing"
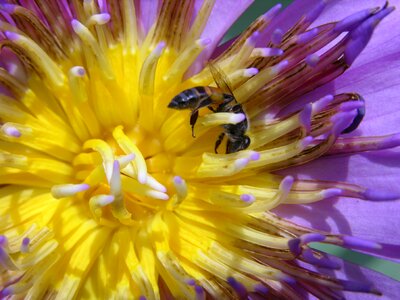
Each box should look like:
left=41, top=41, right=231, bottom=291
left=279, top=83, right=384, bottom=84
left=208, top=61, right=235, bottom=97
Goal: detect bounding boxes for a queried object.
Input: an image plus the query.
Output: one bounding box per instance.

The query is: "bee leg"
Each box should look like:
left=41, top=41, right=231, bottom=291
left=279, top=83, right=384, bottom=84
left=190, top=110, right=199, bottom=138
left=214, top=132, right=225, bottom=153
left=207, top=106, right=217, bottom=112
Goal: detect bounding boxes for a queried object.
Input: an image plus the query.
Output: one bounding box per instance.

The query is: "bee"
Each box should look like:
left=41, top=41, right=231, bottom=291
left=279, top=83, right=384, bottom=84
left=167, top=63, right=250, bottom=154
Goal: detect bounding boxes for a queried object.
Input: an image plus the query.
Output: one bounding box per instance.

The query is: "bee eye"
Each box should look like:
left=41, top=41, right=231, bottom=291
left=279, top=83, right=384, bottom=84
left=243, top=136, right=251, bottom=148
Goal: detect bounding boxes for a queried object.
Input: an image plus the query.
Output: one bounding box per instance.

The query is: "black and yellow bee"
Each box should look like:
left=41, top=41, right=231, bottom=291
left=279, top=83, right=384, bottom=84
left=168, top=63, right=250, bottom=154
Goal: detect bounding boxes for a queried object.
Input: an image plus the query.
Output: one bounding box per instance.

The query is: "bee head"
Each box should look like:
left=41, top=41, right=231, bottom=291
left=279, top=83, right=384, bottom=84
left=226, top=135, right=251, bottom=153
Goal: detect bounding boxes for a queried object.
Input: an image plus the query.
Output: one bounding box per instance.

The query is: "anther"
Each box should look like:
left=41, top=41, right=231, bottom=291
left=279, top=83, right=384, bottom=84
left=300, top=136, right=314, bottom=149
left=271, top=28, right=283, bottom=45
left=243, top=68, right=259, bottom=77
left=89, top=194, right=115, bottom=218
left=51, top=183, right=89, bottom=199
left=342, top=236, right=381, bottom=251
left=331, top=111, right=357, bottom=136
left=68, top=66, right=87, bottom=103
left=20, top=237, right=30, bottom=253
left=118, top=153, right=136, bottom=168
left=312, top=95, right=334, bottom=114
left=173, top=176, right=188, bottom=202
left=146, top=175, right=167, bottom=193
left=251, top=47, right=283, bottom=58
left=227, top=277, right=248, bottom=298
left=87, top=13, right=111, bottom=26
left=302, top=249, right=341, bottom=269
left=1, top=123, right=21, bottom=137
left=296, top=28, right=319, bottom=44
left=299, top=104, right=312, bottom=133
left=362, top=188, right=400, bottom=201
left=305, top=54, right=320, bottom=67
left=240, top=194, right=255, bottom=203
left=320, top=188, right=343, bottom=199
left=71, top=19, right=114, bottom=79
left=234, top=158, right=250, bottom=171
left=195, top=285, right=205, bottom=300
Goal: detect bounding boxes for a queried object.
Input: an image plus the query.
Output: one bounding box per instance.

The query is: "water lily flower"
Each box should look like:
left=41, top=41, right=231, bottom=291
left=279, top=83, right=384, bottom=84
left=0, top=0, right=399, bottom=299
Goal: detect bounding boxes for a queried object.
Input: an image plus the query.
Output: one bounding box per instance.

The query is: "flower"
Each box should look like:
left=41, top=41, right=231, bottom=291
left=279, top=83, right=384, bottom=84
left=0, top=0, right=399, bottom=299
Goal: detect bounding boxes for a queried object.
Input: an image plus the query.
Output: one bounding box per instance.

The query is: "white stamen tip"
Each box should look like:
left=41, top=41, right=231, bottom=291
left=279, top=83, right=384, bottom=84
left=147, top=175, right=167, bottom=193
left=70, top=66, right=86, bottom=77
left=71, top=19, right=84, bottom=32
left=2, top=125, right=21, bottom=137
left=301, top=136, right=314, bottom=148
left=230, top=113, right=246, bottom=123
left=154, top=42, right=166, bottom=56
left=118, top=153, right=136, bottom=167
left=147, top=190, right=169, bottom=200
left=240, top=194, right=255, bottom=203
left=322, top=188, right=343, bottom=198
left=89, top=13, right=111, bottom=25
left=244, top=68, right=259, bottom=77
left=51, top=183, right=90, bottom=199
left=197, top=38, right=212, bottom=47
left=96, top=195, right=115, bottom=206
left=138, top=171, right=147, bottom=184
left=234, top=158, right=250, bottom=170
left=273, top=60, right=289, bottom=73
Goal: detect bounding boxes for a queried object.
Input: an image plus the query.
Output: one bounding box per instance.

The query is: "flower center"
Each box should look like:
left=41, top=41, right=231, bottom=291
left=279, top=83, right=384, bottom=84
left=50, top=122, right=178, bottom=226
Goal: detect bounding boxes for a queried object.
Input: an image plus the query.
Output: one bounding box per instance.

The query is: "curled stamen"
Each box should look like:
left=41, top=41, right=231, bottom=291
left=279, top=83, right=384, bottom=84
left=139, top=41, right=166, bottom=96
left=312, top=95, right=334, bottom=114
left=344, top=6, right=395, bottom=65
left=163, top=38, right=211, bottom=83
left=89, top=194, right=115, bottom=218
left=51, top=183, right=89, bottom=199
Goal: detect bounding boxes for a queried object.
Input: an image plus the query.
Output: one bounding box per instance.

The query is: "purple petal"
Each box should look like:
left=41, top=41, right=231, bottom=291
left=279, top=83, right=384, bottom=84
left=134, top=0, right=161, bottom=40
left=189, top=0, right=253, bottom=74
left=273, top=0, right=400, bottom=261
